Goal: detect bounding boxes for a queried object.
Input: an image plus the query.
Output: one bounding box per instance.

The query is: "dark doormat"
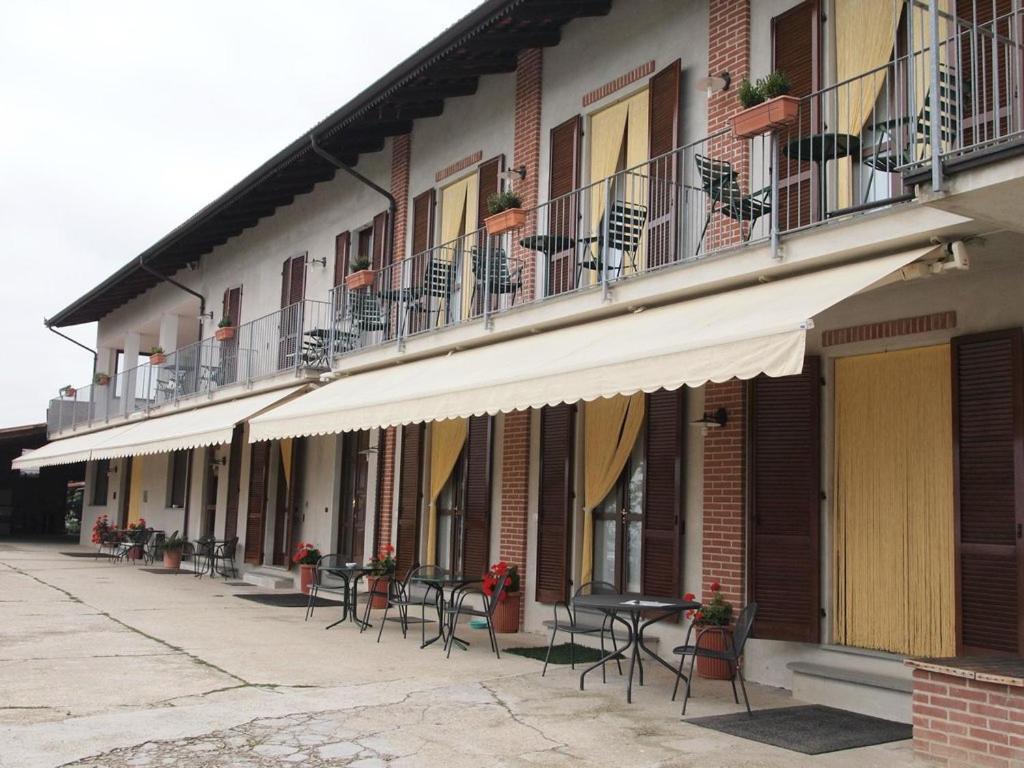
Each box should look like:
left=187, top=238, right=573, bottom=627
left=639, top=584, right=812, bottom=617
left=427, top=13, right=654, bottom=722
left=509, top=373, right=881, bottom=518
left=61, top=552, right=113, bottom=558
left=139, top=568, right=191, bottom=574
left=505, top=643, right=624, bottom=665
left=685, top=704, right=911, bottom=755
left=225, top=581, right=253, bottom=587
left=235, top=593, right=338, bottom=608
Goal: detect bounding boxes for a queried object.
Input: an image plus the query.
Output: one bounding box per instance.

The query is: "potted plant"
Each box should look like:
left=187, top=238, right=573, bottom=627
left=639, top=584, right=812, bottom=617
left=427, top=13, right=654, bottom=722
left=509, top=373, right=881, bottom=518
left=344, top=252, right=375, bottom=291
left=59, top=384, right=77, bottom=399
left=90, top=514, right=112, bottom=545
left=215, top=316, right=236, bottom=342
left=731, top=70, right=798, bottom=139
left=685, top=580, right=735, bottom=679
left=483, top=189, right=526, bottom=236
left=485, top=561, right=521, bottom=633
left=93, top=372, right=111, bottom=386
left=162, top=532, right=185, bottom=570
left=125, top=518, right=148, bottom=560
left=149, top=347, right=166, bottom=365
left=292, top=542, right=321, bottom=594
left=365, top=544, right=396, bottom=609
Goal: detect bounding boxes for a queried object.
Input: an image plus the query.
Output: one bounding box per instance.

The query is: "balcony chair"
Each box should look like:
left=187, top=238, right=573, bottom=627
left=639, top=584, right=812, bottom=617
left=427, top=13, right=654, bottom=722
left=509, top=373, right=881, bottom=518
left=376, top=564, right=444, bottom=645
left=575, top=201, right=648, bottom=286
left=694, top=155, right=771, bottom=255
left=410, top=256, right=456, bottom=330
left=470, top=246, right=523, bottom=314
left=442, top=571, right=508, bottom=659
left=541, top=580, right=624, bottom=681
left=335, top=291, right=390, bottom=352
left=671, top=601, right=758, bottom=716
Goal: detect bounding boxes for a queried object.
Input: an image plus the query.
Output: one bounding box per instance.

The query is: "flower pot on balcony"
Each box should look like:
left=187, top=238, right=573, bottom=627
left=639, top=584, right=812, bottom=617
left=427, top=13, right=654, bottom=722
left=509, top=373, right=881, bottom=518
left=215, top=326, right=236, bottom=342
left=731, top=95, right=800, bottom=139
left=60, top=387, right=77, bottom=399
left=695, top=627, right=735, bottom=680
left=149, top=353, right=167, bottom=366
left=484, top=207, right=527, bottom=236
left=344, top=269, right=376, bottom=291
left=94, top=374, right=110, bottom=386
left=493, top=591, right=521, bottom=633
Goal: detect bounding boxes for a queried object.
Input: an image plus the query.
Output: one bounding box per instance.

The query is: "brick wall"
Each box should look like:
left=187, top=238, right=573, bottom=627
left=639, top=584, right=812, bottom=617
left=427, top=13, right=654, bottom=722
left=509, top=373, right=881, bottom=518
left=913, top=669, right=1024, bottom=767
left=701, top=380, right=747, bottom=606
left=513, top=48, right=543, bottom=301
left=500, top=410, right=530, bottom=621
left=375, top=427, right=396, bottom=551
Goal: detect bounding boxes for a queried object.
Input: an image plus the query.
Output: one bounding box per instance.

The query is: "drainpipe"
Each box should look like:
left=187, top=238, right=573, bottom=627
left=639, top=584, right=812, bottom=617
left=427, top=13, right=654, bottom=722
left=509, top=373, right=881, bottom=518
left=45, top=320, right=98, bottom=377
left=137, top=256, right=207, bottom=341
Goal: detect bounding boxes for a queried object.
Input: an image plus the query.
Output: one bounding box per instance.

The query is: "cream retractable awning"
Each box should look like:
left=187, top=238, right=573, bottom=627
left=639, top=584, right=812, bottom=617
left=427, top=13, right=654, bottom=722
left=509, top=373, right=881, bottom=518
left=13, top=386, right=304, bottom=471
left=249, top=249, right=935, bottom=442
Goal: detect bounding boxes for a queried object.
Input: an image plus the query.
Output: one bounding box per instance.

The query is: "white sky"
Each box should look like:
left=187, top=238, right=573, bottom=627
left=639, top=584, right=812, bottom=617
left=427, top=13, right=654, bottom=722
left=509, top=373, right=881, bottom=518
left=0, top=0, right=480, bottom=429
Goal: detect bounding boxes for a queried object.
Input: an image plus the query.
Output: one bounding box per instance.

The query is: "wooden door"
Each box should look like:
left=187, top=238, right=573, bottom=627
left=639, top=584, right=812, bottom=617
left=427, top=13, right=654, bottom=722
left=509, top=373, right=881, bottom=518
left=546, top=116, right=581, bottom=296
left=647, top=60, right=681, bottom=268
left=223, top=425, right=244, bottom=540
left=337, top=430, right=370, bottom=564
left=641, top=389, right=684, bottom=598
left=279, top=254, right=306, bottom=369
left=953, top=330, right=1024, bottom=654
left=244, top=441, right=271, bottom=564
left=333, top=231, right=351, bottom=287
left=202, top=446, right=219, bottom=537
left=396, top=423, right=424, bottom=577
left=271, top=439, right=302, bottom=567
left=536, top=404, right=575, bottom=603
left=461, top=415, right=493, bottom=578
left=221, top=286, right=242, bottom=385
left=748, top=357, right=821, bottom=642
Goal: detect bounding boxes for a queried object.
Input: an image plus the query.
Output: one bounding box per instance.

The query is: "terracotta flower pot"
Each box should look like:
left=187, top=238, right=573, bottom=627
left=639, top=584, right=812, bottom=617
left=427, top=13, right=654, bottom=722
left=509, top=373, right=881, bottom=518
left=94, top=375, right=110, bottom=386
left=345, top=269, right=376, bottom=291
left=366, top=576, right=390, bottom=609
left=696, top=626, right=735, bottom=680
left=484, top=207, right=527, bottom=236
left=163, top=549, right=182, bottom=570
left=150, top=353, right=167, bottom=366
left=299, top=563, right=316, bottom=595
left=127, top=545, right=144, bottom=561
left=492, top=591, right=521, bottom=633
left=215, top=326, right=235, bottom=341
left=731, top=95, right=800, bottom=139
left=61, top=388, right=77, bottom=398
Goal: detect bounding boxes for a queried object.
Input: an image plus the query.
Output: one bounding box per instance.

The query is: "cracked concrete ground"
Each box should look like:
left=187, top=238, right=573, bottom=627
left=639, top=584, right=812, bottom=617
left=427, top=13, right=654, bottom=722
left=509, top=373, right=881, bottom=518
left=0, top=541, right=916, bottom=767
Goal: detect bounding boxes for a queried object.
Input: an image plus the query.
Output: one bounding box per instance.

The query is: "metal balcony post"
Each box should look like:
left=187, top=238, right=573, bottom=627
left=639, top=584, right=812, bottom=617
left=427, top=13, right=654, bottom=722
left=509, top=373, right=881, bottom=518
left=483, top=231, right=493, bottom=329
left=173, top=352, right=180, bottom=405
left=770, top=133, right=781, bottom=261
left=601, top=176, right=613, bottom=301
left=929, top=0, right=944, bottom=191
left=397, top=261, right=406, bottom=352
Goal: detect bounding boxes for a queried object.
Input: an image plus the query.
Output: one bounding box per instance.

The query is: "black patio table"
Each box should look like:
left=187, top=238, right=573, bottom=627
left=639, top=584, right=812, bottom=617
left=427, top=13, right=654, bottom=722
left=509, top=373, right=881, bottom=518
left=323, top=563, right=372, bottom=630
left=408, top=570, right=481, bottom=650
left=191, top=537, right=229, bottom=577
left=573, top=593, right=700, bottom=704
left=782, top=132, right=862, bottom=220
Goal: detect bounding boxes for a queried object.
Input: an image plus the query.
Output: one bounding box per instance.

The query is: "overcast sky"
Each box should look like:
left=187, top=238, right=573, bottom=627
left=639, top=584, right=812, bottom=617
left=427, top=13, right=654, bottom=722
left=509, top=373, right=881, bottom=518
left=0, top=0, right=480, bottom=430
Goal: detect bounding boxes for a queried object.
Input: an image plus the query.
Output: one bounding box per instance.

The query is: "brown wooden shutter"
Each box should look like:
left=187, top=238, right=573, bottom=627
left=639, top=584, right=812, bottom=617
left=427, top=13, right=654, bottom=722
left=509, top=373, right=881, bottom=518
left=221, top=287, right=242, bottom=384
left=333, top=232, right=350, bottom=287
left=223, top=425, right=244, bottom=540
left=647, top=60, right=681, bottom=269
left=547, top=116, right=582, bottom=296
left=371, top=211, right=389, bottom=271
left=412, top=190, right=435, bottom=256
left=476, top=155, right=504, bottom=227
left=461, top=415, right=493, bottom=579
left=642, top=389, right=684, bottom=598
left=280, top=255, right=306, bottom=308
left=537, top=404, right=575, bottom=603
left=396, top=423, right=423, bottom=577
left=748, top=357, right=822, bottom=642
left=773, top=0, right=820, bottom=229
left=244, top=441, right=270, bottom=564
left=222, top=286, right=242, bottom=326
left=953, top=330, right=1024, bottom=654
left=283, top=438, right=304, bottom=567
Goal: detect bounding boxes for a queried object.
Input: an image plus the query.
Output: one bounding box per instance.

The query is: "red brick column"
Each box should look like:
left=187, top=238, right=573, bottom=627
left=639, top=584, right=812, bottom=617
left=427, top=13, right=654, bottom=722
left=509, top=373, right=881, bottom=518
left=513, top=48, right=542, bottom=301
left=702, top=380, right=746, bottom=607
left=500, top=410, right=530, bottom=622
left=375, top=427, right=396, bottom=552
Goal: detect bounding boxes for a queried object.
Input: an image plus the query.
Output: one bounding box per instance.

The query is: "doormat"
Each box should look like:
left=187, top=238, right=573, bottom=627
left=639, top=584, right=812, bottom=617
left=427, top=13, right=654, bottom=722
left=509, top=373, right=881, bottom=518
left=61, top=552, right=113, bottom=558
left=505, top=643, right=624, bottom=665
left=226, top=581, right=253, bottom=587
left=234, top=593, right=338, bottom=608
left=685, top=705, right=911, bottom=755
left=140, top=568, right=191, bottom=575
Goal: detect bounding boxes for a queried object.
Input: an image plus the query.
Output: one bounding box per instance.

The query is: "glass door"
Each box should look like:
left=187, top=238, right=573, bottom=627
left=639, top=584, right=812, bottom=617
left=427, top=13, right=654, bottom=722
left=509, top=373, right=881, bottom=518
left=435, top=457, right=465, bottom=574
left=337, top=430, right=370, bottom=564
left=592, top=438, right=645, bottom=592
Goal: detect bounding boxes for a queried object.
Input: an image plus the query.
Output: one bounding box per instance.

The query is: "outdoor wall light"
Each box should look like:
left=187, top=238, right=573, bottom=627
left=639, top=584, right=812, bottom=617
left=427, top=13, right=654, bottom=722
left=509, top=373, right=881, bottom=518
left=309, top=255, right=328, bottom=269
left=691, top=407, right=728, bottom=429
left=209, top=456, right=227, bottom=468
left=502, top=165, right=528, bottom=182
left=695, top=72, right=731, bottom=95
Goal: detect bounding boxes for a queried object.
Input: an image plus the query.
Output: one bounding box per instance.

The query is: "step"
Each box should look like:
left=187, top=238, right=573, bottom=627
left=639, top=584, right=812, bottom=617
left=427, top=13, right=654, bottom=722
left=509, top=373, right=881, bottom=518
left=242, top=569, right=294, bottom=590
left=788, top=661, right=912, bottom=723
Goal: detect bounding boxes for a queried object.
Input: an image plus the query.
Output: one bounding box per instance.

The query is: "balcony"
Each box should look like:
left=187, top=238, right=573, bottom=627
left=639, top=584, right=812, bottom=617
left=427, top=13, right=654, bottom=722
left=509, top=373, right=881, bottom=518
left=47, top=300, right=332, bottom=436
left=326, top=8, right=1021, bottom=362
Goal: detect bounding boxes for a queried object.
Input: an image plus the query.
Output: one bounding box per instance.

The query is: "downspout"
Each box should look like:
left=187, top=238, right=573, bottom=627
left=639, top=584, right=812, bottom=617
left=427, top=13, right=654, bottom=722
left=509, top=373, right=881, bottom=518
left=137, top=256, right=207, bottom=342
left=45, top=320, right=98, bottom=378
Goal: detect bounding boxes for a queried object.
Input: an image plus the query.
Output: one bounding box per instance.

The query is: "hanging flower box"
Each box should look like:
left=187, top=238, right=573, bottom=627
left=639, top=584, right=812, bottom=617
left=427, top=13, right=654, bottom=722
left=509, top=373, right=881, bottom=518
left=484, top=208, right=527, bottom=236
left=93, top=373, right=111, bottom=386
left=60, top=386, right=77, bottom=398
left=149, top=352, right=167, bottom=366
left=731, top=95, right=800, bottom=139
left=345, top=269, right=376, bottom=291
left=215, top=326, right=236, bottom=342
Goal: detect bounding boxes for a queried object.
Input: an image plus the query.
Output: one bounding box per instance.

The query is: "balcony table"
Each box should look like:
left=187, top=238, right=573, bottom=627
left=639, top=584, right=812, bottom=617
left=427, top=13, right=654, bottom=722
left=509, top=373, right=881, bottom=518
left=520, top=234, right=577, bottom=296
left=782, top=132, right=861, bottom=220
left=573, top=593, right=700, bottom=704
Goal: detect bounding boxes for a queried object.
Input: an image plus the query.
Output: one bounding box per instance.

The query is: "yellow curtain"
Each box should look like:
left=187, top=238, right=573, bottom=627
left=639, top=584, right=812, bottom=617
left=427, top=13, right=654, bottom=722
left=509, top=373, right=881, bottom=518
left=835, top=0, right=899, bottom=208
left=127, top=457, right=144, bottom=525
left=425, top=418, right=469, bottom=565
left=833, top=346, right=956, bottom=657
left=580, top=393, right=646, bottom=583
left=439, top=175, right=477, bottom=322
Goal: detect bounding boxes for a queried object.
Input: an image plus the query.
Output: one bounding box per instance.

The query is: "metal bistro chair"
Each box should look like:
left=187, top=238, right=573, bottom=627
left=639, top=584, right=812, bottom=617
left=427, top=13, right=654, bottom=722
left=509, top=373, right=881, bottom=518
left=411, top=256, right=455, bottom=329
left=377, top=564, right=444, bottom=644
left=306, top=553, right=354, bottom=621
left=114, top=527, right=152, bottom=565
left=695, top=155, right=771, bottom=255
left=576, top=201, right=648, bottom=286
left=672, top=602, right=758, bottom=716
left=191, top=535, right=216, bottom=578
left=336, top=290, right=389, bottom=352
left=541, top=580, right=624, bottom=681
left=470, top=246, right=523, bottom=313
left=442, top=571, right=508, bottom=659
left=144, top=530, right=173, bottom=565
left=208, top=537, right=238, bottom=579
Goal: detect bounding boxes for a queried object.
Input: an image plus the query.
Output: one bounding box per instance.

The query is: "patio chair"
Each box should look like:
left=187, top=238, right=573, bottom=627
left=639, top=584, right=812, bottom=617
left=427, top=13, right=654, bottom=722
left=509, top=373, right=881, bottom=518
left=191, top=535, right=216, bottom=578
left=411, top=256, right=456, bottom=328
left=306, top=553, right=356, bottom=621
left=576, top=201, right=648, bottom=285
left=96, top=529, right=122, bottom=560
left=671, top=602, right=758, bottom=716
left=442, top=571, right=508, bottom=659
left=376, top=564, right=443, bottom=644
left=336, top=291, right=389, bottom=352
left=113, top=527, right=152, bottom=565
left=208, top=537, right=238, bottom=579
left=144, top=530, right=173, bottom=564
left=470, top=246, right=523, bottom=313
left=694, top=155, right=771, bottom=255
left=541, top=580, right=624, bottom=681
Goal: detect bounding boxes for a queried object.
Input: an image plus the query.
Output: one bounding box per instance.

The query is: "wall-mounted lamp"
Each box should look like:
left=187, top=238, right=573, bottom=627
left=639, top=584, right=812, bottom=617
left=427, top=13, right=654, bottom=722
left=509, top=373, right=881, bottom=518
left=199, top=310, right=214, bottom=322
left=695, top=72, right=731, bottom=96
left=209, top=456, right=227, bottom=471
left=690, top=407, right=728, bottom=429
left=106, top=464, right=119, bottom=476
left=309, top=255, right=328, bottom=269
left=502, top=165, right=528, bottom=183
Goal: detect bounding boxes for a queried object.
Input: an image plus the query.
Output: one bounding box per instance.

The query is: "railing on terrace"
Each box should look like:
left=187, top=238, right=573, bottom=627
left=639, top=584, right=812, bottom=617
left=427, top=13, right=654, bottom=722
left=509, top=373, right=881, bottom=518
left=47, top=299, right=331, bottom=436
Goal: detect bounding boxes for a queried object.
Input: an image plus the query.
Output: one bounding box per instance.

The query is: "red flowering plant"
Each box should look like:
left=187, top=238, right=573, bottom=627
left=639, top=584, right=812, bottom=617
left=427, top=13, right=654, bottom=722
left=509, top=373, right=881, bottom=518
left=685, top=580, right=732, bottom=627
left=367, top=544, right=396, bottom=577
left=126, top=517, right=147, bottom=532
left=292, top=542, right=320, bottom=566
left=482, top=561, right=520, bottom=602
left=91, top=514, right=112, bottom=544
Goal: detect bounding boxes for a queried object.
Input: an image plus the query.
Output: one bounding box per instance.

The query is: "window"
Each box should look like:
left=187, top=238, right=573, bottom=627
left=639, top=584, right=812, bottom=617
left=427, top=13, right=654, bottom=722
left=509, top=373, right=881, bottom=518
left=113, top=350, right=149, bottom=398
left=92, top=459, right=110, bottom=506
left=592, top=431, right=645, bottom=593
left=168, top=450, right=189, bottom=508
